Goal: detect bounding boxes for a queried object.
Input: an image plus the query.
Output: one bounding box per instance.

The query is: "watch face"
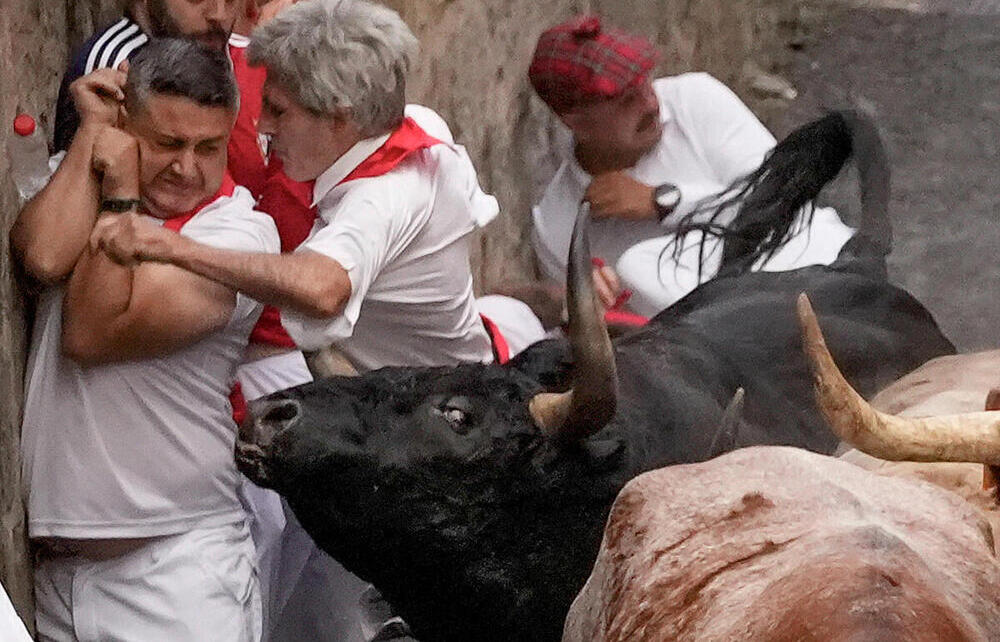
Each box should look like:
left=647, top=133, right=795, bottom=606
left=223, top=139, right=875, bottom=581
left=656, top=184, right=681, bottom=210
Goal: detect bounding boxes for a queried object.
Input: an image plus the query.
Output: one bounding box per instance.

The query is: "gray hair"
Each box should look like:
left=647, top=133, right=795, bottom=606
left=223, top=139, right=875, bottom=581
left=248, top=0, right=418, bottom=137
left=126, top=38, right=240, bottom=114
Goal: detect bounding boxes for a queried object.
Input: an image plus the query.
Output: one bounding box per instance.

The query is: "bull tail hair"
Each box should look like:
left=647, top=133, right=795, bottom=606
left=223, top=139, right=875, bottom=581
left=665, top=110, right=890, bottom=278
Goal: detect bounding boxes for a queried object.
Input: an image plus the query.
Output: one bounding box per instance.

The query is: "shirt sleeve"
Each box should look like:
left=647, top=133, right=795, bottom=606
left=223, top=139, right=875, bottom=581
left=677, top=73, right=777, bottom=185
left=281, top=184, right=423, bottom=350
left=182, top=196, right=281, bottom=324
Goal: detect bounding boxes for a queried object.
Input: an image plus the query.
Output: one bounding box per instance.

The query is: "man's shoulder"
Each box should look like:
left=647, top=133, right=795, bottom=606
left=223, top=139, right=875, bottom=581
left=184, top=187, right=280, bottom=253
left=67, top=16, right=149, bottom=78
left=653, top=72, right=730, bottom=102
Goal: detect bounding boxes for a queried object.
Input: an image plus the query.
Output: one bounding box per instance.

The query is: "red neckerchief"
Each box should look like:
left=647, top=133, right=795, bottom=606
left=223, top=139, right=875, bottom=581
left=339, top=117, right=442, bottom=184
left=162, top=171, right=238, bottom=232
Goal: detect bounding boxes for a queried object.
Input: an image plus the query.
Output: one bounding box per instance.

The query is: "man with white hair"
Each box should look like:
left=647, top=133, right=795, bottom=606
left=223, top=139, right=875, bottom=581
left=88, top=0, right=515, bottom=638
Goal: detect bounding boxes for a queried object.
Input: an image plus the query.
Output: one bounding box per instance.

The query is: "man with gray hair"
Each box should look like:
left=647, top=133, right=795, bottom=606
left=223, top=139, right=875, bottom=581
left=88, top=0, right=513, bottom=639
left=12, top=39, right=278, bottom=641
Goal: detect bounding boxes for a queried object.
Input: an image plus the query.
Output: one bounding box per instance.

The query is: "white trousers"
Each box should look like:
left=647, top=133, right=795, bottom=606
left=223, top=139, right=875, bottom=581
left=616, top=206, right=856, bottom=317
left=34, top=521, right=261, bottom=642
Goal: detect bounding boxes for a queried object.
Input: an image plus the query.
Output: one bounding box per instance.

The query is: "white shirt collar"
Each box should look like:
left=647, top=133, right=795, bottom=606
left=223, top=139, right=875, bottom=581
left=311, top=132, right=392, bottom=207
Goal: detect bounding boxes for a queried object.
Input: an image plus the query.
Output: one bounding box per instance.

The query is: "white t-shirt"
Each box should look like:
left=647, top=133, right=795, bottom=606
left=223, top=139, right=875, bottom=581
left=21, top=187, right=280, bottom=539
left=532, top=73, right=784, bottom=283
left=281, top=130, right=496, bottom=371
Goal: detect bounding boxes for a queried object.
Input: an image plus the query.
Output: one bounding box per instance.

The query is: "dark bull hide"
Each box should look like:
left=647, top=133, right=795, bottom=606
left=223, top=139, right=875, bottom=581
left=237, top=112, right=954, bottom=642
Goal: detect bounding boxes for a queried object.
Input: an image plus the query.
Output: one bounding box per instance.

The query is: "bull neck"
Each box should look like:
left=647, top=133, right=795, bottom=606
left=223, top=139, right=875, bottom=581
left=311, top=132, right=392, bottom=207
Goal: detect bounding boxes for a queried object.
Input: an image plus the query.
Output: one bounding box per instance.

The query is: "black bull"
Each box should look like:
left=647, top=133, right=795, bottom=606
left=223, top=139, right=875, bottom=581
left=237, top=112, right=954, bottom=642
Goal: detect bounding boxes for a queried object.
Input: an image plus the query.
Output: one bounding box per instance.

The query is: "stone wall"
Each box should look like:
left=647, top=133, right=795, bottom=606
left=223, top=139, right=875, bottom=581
left=0, top=0, right=803, bottom=629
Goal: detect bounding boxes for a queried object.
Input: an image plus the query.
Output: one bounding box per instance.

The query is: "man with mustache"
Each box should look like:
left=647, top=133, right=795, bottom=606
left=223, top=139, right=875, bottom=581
left=12, top=39, right=278, bottom=641
left=529, top=15, right=855, bottom=317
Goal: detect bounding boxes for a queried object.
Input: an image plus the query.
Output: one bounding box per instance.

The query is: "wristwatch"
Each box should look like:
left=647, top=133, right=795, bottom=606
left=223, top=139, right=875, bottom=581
left=653, top=183, right=681, bottom=223
left=100, top=198, right=142, bottom=213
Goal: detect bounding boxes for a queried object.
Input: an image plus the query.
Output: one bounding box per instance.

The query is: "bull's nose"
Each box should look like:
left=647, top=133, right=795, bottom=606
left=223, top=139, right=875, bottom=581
left=241, top=398, right=302, bottom=447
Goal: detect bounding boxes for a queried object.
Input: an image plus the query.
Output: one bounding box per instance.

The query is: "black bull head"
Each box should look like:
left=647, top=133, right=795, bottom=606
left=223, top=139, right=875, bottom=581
left=237, top=116, right=954, bottom=642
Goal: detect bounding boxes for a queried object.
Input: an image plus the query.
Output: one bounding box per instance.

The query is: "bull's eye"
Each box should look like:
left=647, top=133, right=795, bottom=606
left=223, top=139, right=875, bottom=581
left=431, top=396, right=473, bottom=434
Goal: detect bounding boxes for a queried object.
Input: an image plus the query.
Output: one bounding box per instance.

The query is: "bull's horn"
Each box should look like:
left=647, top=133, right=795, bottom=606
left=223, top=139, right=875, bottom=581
left=530, top=204, right=618, bottom=442
left=797, top=293, right=1000, bottom=464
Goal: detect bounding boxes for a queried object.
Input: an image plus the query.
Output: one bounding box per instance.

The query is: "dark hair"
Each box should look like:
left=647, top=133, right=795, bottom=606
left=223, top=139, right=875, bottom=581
left=125, top=38, right=240, bottom=113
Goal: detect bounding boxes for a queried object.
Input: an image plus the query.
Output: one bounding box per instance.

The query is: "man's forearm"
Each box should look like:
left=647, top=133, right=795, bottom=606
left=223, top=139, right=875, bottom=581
left=168, top=237, right=351, bottom=319
left=10, top=123, right=103, bottom=283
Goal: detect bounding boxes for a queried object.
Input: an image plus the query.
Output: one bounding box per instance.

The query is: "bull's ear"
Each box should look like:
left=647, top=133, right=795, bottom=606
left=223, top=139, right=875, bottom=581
left=707, top=387, right=744, bottom=459
left=584, top=438, right=626, bottom=472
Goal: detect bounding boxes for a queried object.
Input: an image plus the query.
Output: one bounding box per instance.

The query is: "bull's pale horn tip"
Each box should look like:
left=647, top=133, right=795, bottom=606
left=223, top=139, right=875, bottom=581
left=795, top=293, right=823, bottom=349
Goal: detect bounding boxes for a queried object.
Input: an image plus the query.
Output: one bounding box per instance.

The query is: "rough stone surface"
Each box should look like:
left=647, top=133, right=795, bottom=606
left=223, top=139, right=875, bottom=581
left=0, top=0, right=803, bottom=629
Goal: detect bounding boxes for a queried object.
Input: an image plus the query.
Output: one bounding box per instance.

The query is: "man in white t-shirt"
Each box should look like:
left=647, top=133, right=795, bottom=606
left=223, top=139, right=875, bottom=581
left=11, top=40, right=278, bottom=641
left=528, top=15, right=855, bottom=317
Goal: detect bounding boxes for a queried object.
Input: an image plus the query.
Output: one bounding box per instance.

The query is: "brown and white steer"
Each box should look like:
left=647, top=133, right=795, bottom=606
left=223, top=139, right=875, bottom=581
left=564, top=303, right=1000, bottom=642
left=563, top=446, right=1000, bottom=642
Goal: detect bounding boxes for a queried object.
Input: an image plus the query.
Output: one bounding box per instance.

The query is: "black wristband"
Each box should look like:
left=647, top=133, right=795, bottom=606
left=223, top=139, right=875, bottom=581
left=100, top=198, right=141, bottom=213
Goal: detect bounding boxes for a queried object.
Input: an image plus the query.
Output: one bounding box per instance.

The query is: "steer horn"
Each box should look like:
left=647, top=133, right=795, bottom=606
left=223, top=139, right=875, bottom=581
left=797, top=293, right=1000, bottom=464
left=529, top=203, right=618, bottom=442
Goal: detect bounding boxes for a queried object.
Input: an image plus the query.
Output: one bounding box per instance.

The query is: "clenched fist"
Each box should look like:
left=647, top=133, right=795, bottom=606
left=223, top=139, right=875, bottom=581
left=92, top=126, right=140, bottom=199
left=71, top=64, right=128, bottom=128
left=90, top=212, right=181, bottom=266
left=584, top=172, right=656, bottom=221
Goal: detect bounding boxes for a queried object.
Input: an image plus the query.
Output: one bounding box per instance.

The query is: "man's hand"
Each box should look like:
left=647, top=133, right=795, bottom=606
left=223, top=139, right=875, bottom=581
left=92, top=126, right=140, bottom=199
left=592, top=263, right=625, bottom=310
left=91, top=212, right=182, bottom=266
left=585, top=172, right=656, bottom=221
left=70, top=65, right=128, bottom=127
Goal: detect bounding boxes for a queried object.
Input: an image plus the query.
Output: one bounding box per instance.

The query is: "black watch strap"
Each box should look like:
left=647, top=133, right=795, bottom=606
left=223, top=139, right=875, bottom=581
left=100, top=198, right=142, bottom=213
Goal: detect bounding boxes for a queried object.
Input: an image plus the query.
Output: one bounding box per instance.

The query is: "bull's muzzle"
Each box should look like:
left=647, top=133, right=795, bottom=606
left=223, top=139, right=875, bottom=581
left=235, top=397, right=303, bottom=486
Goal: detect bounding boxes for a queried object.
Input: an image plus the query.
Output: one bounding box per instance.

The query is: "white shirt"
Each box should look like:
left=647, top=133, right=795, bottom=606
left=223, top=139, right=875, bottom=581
left=21, top=187, right=280, bottom=539
left=281, top=122, right=496, bottom=372
left=532, top=73, right=781, bottom=283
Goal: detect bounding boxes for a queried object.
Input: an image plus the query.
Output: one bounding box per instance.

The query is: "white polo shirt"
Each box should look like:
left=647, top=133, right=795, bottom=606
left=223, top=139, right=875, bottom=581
left=281, top=130, right=496, bottom=371
left=21, top=187, right=280, bottom=539
left=533, top=72, right=784, bottom=283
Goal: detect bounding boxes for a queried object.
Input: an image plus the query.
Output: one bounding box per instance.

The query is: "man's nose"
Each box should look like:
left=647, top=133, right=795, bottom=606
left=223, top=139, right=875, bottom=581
left=205, top=0, right=229, bottom=25
left=641, top=83, right=658, bottom=112
left=171, top=149, right=199, bottom=179
left=258, top=112, right=276, bottom=137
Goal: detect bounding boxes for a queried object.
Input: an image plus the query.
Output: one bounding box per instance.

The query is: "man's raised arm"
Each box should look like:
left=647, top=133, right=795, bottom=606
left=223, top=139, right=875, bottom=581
left=10, top=68, right=127, bottom=284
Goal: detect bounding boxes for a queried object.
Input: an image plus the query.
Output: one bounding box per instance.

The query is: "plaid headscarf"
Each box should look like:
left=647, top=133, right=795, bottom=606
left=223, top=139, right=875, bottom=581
left=528, top=15, right=658, bottom=113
